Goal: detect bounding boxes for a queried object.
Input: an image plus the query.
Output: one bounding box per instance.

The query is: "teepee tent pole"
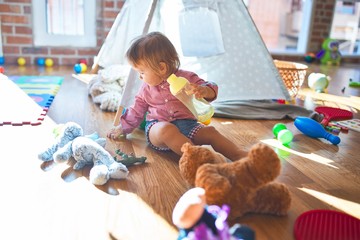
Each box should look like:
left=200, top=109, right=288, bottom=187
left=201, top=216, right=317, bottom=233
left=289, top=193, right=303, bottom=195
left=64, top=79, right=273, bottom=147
left=113, top=0, right=158, bottom=126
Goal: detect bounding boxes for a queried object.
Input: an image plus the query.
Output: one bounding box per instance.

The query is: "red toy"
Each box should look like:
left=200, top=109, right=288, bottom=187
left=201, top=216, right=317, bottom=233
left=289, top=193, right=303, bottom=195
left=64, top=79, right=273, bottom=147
left=294, top=209, right=360, bottom=240
left=315, top=106, right=353, bottom=126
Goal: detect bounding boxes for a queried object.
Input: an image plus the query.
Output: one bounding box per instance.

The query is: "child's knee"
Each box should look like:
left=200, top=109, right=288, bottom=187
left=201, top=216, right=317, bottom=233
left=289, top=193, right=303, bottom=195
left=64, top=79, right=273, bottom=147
left=154, top=122, right=180, bottom=139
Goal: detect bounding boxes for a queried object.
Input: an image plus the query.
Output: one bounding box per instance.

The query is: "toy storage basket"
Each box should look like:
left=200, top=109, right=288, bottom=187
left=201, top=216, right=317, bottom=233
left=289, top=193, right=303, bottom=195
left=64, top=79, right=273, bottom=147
left=274, top=60, right=308, bottom=98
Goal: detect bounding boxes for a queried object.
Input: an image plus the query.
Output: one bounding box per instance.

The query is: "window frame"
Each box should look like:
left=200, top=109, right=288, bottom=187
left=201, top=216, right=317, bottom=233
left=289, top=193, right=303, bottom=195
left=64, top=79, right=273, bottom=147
left=32, top=0, right=96, bottom=47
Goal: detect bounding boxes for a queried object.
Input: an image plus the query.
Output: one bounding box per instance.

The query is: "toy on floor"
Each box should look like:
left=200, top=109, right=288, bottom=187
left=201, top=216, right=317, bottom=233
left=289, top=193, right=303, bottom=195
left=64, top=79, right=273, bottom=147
left=294, top=209, right=360, bottom=240
left=272, top=123, right=293, bottom=145
left=304, top=52, right=316, bottom=63
left=294, top=117, right=341, bottom=145
left=38, top=122, right=129, bottom=185
left=88, top=64, right=130, bottom=112
left=173, top=187, right=255, bottom=240
left=37, top=58, right=45, bottom=66
left=45, top=58, right=54, bottom=67
left=314, top=106, right=353, bottom=126
left=17, top=57, right=26, bottom=66
left=349, top=78, right=360, bottom=87
left=114, top=149, right=147, bottom=166
left=316, top=38, right=341, bottom=65
left=307, top=73, right=330, bottom=93
left=74, top=64, right=82, bottom=74
left=179, top=142, right=291, bottom=221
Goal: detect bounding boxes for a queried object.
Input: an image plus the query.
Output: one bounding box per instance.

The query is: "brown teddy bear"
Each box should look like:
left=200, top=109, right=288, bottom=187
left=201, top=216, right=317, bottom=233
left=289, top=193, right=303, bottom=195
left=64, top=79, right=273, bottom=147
left=179, top=142, right=291, bottom=221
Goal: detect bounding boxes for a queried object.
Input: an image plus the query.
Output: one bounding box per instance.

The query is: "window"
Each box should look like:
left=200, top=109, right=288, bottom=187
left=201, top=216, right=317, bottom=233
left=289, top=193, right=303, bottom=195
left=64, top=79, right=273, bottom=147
left=330, top=0, right=360, bottom=56
left=244, top=0, right=313, bottom=55
left=32, top=0, right=96, bottom=47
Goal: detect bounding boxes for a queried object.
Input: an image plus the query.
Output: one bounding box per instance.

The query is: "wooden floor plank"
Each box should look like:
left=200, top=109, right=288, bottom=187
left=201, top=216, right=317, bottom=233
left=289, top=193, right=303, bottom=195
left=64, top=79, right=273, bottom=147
left=1, top=64, right=359, bottom=239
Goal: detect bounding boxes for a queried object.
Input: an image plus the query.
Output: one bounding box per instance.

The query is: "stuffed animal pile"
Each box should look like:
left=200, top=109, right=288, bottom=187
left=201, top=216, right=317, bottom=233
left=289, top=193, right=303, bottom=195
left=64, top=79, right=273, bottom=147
left=179, top=142, right=291, bottom=221
left=38, top=122, right=129, bottom=185
left=88, top=64, right=130, bottom=112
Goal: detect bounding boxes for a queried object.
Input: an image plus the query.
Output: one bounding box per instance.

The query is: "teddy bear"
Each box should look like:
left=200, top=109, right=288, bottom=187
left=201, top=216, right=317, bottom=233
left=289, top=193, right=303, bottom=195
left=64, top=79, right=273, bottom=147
left=38, top=122, right=129, bottom=185
left=179, top=142, right=291, bottom=221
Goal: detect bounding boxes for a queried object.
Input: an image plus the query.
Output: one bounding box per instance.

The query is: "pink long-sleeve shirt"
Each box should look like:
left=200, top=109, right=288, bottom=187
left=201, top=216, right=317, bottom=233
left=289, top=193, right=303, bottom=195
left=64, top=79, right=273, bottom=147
left=120, top=69, right=218, bottom=134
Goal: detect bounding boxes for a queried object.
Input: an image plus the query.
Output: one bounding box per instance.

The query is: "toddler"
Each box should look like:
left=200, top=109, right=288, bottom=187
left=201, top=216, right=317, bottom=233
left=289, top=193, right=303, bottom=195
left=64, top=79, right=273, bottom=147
left=107, top=32, right=247, bottom=161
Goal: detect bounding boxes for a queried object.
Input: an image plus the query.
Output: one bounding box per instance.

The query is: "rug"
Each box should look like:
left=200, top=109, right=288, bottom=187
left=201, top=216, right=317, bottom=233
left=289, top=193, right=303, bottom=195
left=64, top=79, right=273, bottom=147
left=0, top=75, right=63, bottom=126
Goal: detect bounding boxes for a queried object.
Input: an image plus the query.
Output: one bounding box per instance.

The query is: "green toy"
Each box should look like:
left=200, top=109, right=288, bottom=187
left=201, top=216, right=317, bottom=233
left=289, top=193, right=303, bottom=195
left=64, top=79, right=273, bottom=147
left=272, top=123, right=293, bottom=145
left=114, top=149, right=147, bottom=166
left=349, top=78, right=360, bottom=87
left=316, top=38, right=341, bottom=65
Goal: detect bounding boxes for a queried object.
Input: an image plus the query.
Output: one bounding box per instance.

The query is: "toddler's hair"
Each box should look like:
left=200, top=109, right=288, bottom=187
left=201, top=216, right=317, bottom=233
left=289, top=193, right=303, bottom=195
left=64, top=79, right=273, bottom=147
left=126, top=32, right=180, bottom=76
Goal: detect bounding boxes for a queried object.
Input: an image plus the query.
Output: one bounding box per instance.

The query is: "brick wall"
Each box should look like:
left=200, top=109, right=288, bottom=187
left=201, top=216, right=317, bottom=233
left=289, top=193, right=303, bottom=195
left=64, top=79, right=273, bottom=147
left=0, top=0, right=359, bottom=66
left=0, top=0, right=124, bottom=66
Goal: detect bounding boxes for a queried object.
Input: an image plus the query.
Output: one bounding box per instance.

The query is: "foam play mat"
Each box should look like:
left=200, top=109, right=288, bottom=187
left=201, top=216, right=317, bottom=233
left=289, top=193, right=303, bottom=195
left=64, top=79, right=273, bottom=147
left=294, top=209, right=360, bottom=240
left=0, top=75, right=63, bottom=126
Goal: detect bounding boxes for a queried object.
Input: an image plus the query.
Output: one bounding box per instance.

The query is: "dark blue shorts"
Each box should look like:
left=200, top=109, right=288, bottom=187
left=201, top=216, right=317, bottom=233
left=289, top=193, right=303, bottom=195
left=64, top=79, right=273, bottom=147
left=145, top=119, right=204, bottom=151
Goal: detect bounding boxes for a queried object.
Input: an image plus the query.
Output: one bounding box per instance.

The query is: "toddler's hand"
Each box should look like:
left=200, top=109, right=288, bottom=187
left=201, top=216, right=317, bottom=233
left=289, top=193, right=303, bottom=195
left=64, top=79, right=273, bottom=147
left=107, top=125, right=125, bottom=140
left=188, top=84, right=208, bottom=99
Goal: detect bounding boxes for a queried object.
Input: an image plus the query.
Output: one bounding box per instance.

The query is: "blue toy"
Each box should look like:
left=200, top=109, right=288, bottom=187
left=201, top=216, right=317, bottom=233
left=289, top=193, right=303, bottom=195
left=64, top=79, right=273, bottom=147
left=294, top=117, right=340, bottom=145
left=74, top=63, right=82, bottom=74
left=0, top=56, right=5, bottom=65
left=37, top=58, right=45, bottom=66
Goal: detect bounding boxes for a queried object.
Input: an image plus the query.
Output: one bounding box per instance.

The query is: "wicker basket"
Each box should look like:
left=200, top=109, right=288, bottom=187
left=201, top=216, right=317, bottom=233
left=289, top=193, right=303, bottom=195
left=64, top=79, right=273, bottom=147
left=274, top=60, right=308, bottom=98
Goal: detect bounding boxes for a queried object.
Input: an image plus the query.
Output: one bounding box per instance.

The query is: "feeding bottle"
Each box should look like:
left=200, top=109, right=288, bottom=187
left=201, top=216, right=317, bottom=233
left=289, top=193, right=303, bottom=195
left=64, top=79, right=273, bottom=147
left=167, top=74, right=214, bottom=123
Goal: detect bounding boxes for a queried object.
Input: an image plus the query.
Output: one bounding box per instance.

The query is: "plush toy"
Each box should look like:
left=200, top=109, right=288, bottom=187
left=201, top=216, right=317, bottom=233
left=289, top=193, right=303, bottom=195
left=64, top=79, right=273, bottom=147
left=179, top=142, right=291, bottom=221
left=316, top=38, right=341, bottom=65
left=88, top=64, right=130, bottom=112
left=307, top=72, right=331, bottom=93
left=172, top=187, right=255, bottom=240
left=38, top=122, right=129, bottom=185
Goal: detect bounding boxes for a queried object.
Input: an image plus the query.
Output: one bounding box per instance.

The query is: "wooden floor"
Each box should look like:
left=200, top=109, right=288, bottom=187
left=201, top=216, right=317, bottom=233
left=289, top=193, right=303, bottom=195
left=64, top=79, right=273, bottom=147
left=1, top=63, right=359, bottom=240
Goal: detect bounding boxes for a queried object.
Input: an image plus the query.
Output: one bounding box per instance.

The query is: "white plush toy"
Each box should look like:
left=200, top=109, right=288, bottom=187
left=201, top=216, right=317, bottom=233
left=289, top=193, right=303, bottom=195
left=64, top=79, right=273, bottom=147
left=88, top=64, right=130, bottom=112
left=38, top=122, right=129, bottom=185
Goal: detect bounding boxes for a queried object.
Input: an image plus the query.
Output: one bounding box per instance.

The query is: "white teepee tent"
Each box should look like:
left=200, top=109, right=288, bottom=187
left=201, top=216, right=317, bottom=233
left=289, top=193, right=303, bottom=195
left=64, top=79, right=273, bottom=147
left=93, top=0, right=292, bottom=123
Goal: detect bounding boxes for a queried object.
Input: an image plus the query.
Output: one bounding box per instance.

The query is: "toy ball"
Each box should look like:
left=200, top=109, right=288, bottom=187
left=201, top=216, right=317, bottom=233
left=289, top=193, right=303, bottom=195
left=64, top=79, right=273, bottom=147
left=80, top=63, right=87, bottom=73
left=79, top=59, right=87, bottom=65
left=45, top=58, right=54, bottom=67
left=74, top=64, right=82, bottom=74
left=0, top=56, right=4, bottom=64
left=17, top=57, right=26, bottom=66
left=308, top=72, right=330, bottom=93
left=0, top=66, right=4, bottom=74
left=37, top=58, right=45, bottom=66
left=304, top=52, right=316, bottom=63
